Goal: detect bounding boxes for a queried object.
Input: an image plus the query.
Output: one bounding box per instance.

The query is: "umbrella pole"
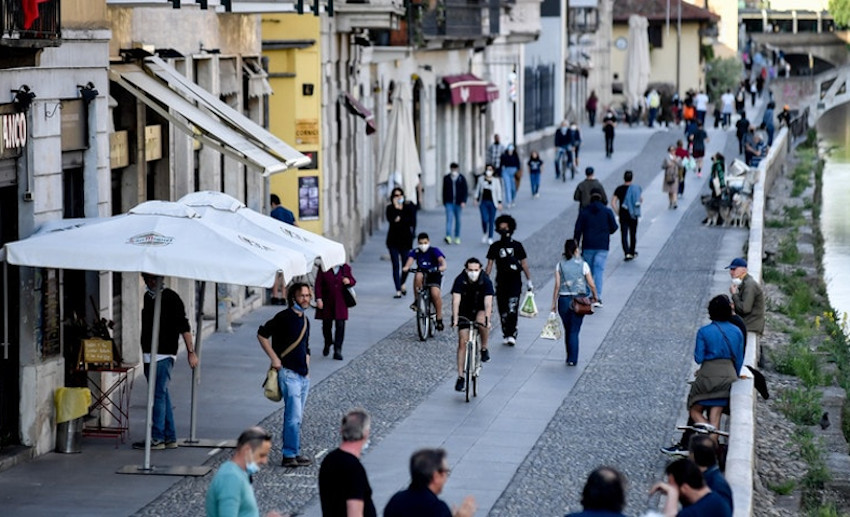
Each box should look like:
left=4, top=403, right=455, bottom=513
left=188, top=281, right=204, bottom=443
left=2, top=262, right=8, bottom=361
left=142, top=276, right=164, bottom=471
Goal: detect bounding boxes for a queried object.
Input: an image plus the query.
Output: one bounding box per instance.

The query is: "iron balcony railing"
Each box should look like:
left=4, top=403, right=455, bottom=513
left=1, top=0, right=61, bottom=46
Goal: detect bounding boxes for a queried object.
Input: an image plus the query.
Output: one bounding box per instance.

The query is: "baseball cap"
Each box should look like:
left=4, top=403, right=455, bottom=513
left=725, top=258, right=747, bottom=269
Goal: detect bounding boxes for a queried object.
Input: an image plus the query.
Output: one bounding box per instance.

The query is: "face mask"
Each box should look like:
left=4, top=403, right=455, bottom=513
left=300, top=302, right=312, bottom=311
left=419, top=244, right=430, bottom=252
left=246, top=449, right=260, bottom=476
left=731, top=277, right=743, bottom=286
left=467, top=270, right=480, bottom=281
left=497, top=228, right=510, bottom=239
left=396, top=196, right=404, bottom=204
left=451, top=170, right=459, bottom=177
left=485, top=170, right=493, bottom=177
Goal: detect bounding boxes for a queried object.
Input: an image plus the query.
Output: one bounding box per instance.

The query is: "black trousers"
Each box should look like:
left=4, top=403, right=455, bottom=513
left=496, top=289, right=520, bottom=338
left=604, top=133, right=614, bottom=156
left=322, top=319, right=346, bottom=352
left=619, top=211, right=638, bottom=255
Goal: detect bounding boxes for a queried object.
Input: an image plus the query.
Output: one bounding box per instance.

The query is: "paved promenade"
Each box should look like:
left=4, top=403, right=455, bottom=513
left=0, top=115, right=754, bottom=516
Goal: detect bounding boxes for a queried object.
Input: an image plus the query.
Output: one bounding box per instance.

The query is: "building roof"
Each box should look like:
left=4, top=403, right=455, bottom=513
left=612, top=0, right=719, bottom=23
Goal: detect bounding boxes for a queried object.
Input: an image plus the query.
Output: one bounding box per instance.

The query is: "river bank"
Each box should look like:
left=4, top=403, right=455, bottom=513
left=751, top=133, right=850, bottom=516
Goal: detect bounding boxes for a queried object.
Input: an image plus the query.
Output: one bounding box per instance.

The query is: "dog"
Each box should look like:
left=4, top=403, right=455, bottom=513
left=701, top=193, right=734, bottom=226
left=729, top=193, right=752, bottom=227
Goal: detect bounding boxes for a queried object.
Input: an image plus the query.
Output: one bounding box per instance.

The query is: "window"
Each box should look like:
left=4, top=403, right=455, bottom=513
left=648, top=25, right=663, bottom=49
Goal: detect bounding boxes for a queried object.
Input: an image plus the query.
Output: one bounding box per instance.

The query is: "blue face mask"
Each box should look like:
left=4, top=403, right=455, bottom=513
left=300, top=302, right=311, bottom=311
left=246, top=461, right=260, bottom=476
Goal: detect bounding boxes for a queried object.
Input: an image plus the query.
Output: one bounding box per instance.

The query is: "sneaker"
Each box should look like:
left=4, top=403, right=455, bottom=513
left=436, top=319, right=444, bottom=331
left=480, top=349, right=490, bottom=362
left=445, top=236, right=452, bottom=244
left=455, top=376, right=465, bottom=392
left=487, top=238, right=494, bottom=245
left=400, top=286, right=407, bottom=296
left=481, top=234, right=488, bottom=244
left=592, top=301, right=603, bottom=308
left=165, top=440, right=179, bottom=449
left=505, top=336, right=516, bottom=346
left=624, top=254, right=634, bottom=261
left=394, top=291, right=403, bottom=299
left=693, top=422, right=716, bottom=432
left=333, top=352, right=343, bottom=361
left=660, top=444, right=689, bottom=457
left=566, top=361, right=577, bottom=366
left=295, top=455, right=313, bottom=466
left=133, top=440, right=165, bottom=450
left=454, top=237, right=461, bottom=245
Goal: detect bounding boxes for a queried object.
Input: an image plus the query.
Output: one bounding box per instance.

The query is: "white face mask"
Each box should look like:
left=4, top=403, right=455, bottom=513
left=451, top=170, right=459, bottom=177
left=467, top=270, right=480, bottom=281
left=731, top=277, right=743, bottom=286
left=485, top=169, right=493, bottom=177
left=419, top=244, right=430, bottom=252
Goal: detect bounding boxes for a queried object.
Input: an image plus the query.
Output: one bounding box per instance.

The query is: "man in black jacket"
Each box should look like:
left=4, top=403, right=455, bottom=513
left=442, top=162, right=468, bottom=245
left=134, top=273, right=197, bottom=450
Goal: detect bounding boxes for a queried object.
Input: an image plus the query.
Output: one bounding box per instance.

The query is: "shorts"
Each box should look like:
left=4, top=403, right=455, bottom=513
left=692, top=149, right=705, bottom=159
left=423, top=271, right=443, bottom=287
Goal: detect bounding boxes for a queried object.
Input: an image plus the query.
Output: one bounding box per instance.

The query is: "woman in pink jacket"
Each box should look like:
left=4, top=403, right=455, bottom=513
left=315, top=264, right=356, bottom=360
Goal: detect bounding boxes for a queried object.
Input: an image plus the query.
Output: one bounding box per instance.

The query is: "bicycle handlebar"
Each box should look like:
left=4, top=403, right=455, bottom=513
left=408, top=266, right=440, bottom=274
left=455, top=316, right=488, bottom=329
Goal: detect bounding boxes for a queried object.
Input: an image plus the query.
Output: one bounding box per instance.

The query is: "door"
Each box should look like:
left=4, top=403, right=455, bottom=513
left=0, top=184, right=20, bottom=447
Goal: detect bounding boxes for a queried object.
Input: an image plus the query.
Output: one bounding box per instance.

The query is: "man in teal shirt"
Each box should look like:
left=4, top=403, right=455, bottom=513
left=206, top=427, right=282, bottom=517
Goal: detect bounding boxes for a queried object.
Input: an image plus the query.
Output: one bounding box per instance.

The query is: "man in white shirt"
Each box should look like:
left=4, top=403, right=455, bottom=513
left=694, top=90, right=709, bottom=126
left=720, top=89, right=735, bottom=129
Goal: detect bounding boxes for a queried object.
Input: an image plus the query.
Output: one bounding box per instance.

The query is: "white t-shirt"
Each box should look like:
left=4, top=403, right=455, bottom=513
left=695, top=93, right=709, bottom=111
left=721, top=93, right=735, bottom=113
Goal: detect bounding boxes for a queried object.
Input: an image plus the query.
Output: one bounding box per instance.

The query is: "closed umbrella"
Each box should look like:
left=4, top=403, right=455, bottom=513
left=625, top=14, right=651, bottom=114
left=376, top=82, right=422, bottom=204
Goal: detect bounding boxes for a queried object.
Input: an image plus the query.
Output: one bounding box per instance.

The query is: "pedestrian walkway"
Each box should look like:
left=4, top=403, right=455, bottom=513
left=0, top=119, right=750, bottom=517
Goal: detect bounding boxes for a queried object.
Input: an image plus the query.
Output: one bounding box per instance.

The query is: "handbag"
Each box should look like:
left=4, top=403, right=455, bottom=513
left=342, top=285, right=357, bottom=308
left=570, top=296, right=594, bottom=316
left=262, top=319, right=308, bottom=402
left=519, top=291, right=538, bottom=318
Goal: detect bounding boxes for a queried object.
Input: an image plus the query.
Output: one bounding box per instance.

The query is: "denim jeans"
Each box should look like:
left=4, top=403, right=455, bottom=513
left=582, top=248, right=608, bottom=300
left=279, top=368, right=310, bottom=458
left=444, top=203, right=462, bottom=240
left=143, top=357, right=176, bottom=443
left=557, top=295, right=585, bottom=363
left=479, top=201, right=497, bottom=239
left=388, top=247, right=410, bottom=292
left=502, top=167, right=517, bottom=205
left=529, top=172, right=541, bottom=195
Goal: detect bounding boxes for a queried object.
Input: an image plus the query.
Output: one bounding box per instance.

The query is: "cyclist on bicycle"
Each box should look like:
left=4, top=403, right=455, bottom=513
left=402, top=233, right=448, bottom=330
left=554, top=119, right=575, bottom=179
left=450, top=257, right=494, bottom=392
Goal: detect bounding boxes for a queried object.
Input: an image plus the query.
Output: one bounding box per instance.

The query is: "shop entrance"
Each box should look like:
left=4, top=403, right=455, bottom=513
left=0, top=184, right=20, bottom=448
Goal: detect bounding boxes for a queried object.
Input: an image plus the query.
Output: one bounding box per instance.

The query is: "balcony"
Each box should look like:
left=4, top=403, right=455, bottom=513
left=376, top=0, right=497, bottom=48
left=334, top=0, right=406, bottom=32
left=1, top=0, right=61, bottom=48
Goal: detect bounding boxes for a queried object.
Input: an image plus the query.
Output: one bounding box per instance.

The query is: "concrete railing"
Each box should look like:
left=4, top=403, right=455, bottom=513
left=726, top=126, right=788, bottom=517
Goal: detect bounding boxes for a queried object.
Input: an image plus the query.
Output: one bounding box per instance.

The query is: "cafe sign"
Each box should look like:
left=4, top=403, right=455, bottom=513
left=1, top=111, right=27, bottom=159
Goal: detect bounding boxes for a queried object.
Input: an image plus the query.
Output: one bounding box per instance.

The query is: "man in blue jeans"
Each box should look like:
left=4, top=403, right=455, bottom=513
left=574, top=190, right=618, bottom=307
left=134, top=274, right=197, bottom=450
left=258, top=282, right=313, bottom=468
left=442, top=162, right=468, bottom=245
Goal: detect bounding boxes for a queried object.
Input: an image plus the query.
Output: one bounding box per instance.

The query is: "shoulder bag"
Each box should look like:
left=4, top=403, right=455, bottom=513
left=263, top=319, right=308, bottom=402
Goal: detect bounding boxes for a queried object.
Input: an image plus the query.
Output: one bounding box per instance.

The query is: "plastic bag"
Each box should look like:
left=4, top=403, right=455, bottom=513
left=519, top=291, right=538, bottom=318
left=540, top=312, right=562, bottom=340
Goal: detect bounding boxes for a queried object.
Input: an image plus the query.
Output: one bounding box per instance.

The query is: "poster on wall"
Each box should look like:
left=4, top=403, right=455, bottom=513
left=298, top=176, right=320, bottom=221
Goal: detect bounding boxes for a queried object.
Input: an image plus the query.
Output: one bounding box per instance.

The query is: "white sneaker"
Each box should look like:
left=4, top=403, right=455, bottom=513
left=487, top=238, right=494, bottom=245
left=481, top=234, right=488, bottom=244
left=505, top=336, right=516, bottom=346
left=592, top=301, right=603, bottom=308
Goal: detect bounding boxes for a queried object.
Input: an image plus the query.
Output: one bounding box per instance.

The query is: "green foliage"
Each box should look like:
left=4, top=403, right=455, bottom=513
left=705, top=57, right=741, bottom=101
left=829, top=0, right=850, bottom=29
left=769, top=479, right=797, bottom=495
left=807, top=504, right=848, bottom=517
left=778, top=387, right=823, bottom=425
left=773, top=341, right=829, bottom=387
left=778, top=231, right=801, bottom=265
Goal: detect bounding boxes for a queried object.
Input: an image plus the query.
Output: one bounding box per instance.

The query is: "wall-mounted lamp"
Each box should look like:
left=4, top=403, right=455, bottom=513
left=12, top=85, right=36, bottom=112
left=78, top=82, right=99, bottom=103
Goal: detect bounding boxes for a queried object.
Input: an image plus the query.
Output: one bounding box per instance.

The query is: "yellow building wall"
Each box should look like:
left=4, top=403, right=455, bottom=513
left=611, top=22, right=706, bottom=98
left=264, top=14, right=323, bottom=235
left=63, top=0, right=108, bottom=27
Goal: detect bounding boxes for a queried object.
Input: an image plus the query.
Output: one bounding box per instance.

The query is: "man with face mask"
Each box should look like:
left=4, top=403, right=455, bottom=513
left=485, top=215, right=532, bottom=346
left=726, top=258, right=764, bottom=335
left=450, top=258, right=495, bottom=391
left=258, top=282, right=314, bottom=468
left=206, top=427, right=282, bottom=517
left=402, top=233, right=448, bottom=331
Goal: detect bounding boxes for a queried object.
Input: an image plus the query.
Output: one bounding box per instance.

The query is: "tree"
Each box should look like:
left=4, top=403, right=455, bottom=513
left=829, top=0, right=850, bottom=29
left=705, top=57, right=741, bottom=102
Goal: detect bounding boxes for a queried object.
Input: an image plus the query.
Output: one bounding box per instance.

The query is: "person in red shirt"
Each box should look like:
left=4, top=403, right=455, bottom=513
left=674, top=140, right=690, bottom=196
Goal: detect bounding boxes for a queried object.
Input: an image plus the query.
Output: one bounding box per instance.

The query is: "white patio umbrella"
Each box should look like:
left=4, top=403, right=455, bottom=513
left=2, top=201, right=304, bottom=474
left=625, top=14, right=651, bottom=114
left=177, top=190, right=345, bottom=444
left=376, top=81, right=422, bottom=204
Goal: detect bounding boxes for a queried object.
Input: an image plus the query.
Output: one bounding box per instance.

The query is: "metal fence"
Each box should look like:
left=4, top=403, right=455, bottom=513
left=523, top=64, right=555, bottom=134
left=1, top=0, right=60, bottom=42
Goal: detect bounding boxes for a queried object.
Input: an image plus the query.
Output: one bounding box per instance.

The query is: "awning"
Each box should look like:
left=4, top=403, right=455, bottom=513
left=442, top=74, right=499, bottom=105
left=343, top=92, right=376, bottom=135
left=109, top=56, right=308, bottom=176
left=243, top=58, right=274, bottom=99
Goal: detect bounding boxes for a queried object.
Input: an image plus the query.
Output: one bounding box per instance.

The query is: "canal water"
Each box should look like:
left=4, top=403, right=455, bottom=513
left=816, top=104, right=850, bottom=327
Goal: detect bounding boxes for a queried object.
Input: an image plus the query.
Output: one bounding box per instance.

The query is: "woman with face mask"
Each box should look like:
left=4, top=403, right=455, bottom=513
left=386, top=188, right=417, bottom=298
left=473, top=166, right=503, bottom=245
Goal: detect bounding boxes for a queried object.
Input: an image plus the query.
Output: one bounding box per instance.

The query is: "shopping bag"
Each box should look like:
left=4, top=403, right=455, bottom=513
left=519, top=291, right=538, bottom=318
left=263, top=367, right=282, bottom=402
left=540, top=312, right=562, bottom=340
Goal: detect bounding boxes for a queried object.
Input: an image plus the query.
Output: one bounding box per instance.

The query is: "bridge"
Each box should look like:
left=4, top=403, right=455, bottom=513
left=750, top=32, right=849, bottom=74
left=771, top=62, right=850, bottom=125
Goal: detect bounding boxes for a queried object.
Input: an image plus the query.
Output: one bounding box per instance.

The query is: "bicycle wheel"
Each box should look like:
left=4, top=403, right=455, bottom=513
left=472, top=336, right=480, bottom=397
left=559, top=153, right=567, bottom=182
left=465, top=341, right=473, bottom=402
left=416, top=294, right=429, bottom=341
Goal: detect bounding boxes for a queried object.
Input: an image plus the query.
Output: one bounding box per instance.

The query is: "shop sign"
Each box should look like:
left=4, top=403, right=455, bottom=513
left=145, top=125, right=162, bottom=162
left=1, top=111, right=27, bottom=159
left=295, top=119, right=319, bottom=145
left=298, top=175, right=320, bottom=221
left=110, top=131, right=130, bottom=169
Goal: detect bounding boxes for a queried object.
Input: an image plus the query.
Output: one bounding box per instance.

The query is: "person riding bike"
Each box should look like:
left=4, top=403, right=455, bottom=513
left=403, top=233, right=448, bottom=331
left=450, top=258, right=494, bottom=392
left=554, top=120, right=576, bottom=179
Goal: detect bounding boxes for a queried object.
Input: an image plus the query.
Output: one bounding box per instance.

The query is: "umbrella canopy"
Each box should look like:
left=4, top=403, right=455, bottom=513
left=3, top=201, right=303, bottom=288
left=178, top=191, right=346, bottom=272
left=376, top=81, right=422, bottom=205
left=625, top=14, right=651, bottom=112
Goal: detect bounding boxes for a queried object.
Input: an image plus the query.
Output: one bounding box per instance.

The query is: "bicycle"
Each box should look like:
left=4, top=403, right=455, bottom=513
left=556, top=146, right=575, bottom=182
left=456, top=316, right=485, bottom=402
left=410, top=267, right=438, bottom=341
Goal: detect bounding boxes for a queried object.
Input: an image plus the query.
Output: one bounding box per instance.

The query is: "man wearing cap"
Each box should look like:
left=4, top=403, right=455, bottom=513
left=574, top=190, right=618, bottom=307
left=574, top=167, right=607, bottom=211
left=726, top=258, right=765, bottom=335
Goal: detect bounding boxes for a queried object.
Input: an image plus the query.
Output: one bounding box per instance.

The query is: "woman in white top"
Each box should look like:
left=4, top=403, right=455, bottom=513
left=474, top=165, right=503, bottom=244
left=550, top=239, right=598, bottom=366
